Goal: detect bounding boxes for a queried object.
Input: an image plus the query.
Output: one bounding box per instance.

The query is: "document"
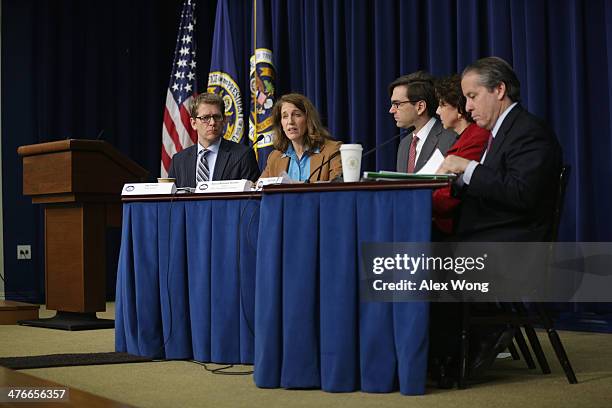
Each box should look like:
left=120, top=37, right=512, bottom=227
left=416, top=148, right=444, bottom=175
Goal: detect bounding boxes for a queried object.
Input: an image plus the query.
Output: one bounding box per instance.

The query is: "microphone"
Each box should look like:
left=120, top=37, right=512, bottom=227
left=251, top=134, right=265, bottom=147
left=235, top=134, right=265, bottom=162
left=304, top=133, right=402, bottom=183
left=231, top=134, right=265, bottom=181
left=305, top=150, right=341, bottom=183
left=361, top=132, right=403, bottom=159
left=305, top=133, right=404, bottom=183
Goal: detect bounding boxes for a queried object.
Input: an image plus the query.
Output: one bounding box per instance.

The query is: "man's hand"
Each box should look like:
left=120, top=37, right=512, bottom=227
left=436, top=155, right=471, bottom=175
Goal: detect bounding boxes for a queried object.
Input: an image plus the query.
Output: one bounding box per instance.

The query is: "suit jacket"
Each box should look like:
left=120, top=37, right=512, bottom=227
left=396, top=119, right=458, bottom=173
left=454, top=105, right=562, bottom=241
left=432, top=123, right=490, bottom=235
left=168, top=138, right=260, bottom=188
left=260, top=139, right=342, bottom=181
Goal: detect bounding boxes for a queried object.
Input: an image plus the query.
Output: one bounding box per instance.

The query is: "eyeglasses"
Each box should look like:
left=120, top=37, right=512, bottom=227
left=195, top=114, right=224, bottom=123
left=390, top=100, right=418, bottom=109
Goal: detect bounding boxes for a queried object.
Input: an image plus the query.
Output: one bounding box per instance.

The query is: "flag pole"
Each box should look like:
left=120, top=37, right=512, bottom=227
left=252, top=0, right=259, bottom=160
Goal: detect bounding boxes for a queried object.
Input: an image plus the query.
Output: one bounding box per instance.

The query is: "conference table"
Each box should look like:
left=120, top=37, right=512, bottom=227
left=115, top=191, right=260, bottom=363
left=115, top=180, right=447, bottom=395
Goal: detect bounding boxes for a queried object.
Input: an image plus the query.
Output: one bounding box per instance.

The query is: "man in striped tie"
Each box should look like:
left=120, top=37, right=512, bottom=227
left=168, top=93, right=260, bottom=188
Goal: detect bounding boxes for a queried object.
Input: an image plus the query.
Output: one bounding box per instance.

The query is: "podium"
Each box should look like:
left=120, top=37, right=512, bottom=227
left=17, top=139, right=148, bottom=330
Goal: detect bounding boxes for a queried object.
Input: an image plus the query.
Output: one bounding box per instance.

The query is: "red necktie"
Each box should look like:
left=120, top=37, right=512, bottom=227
left=406, top=135, right=419, bottom=173
left=481, top=133, right=493, bottom=162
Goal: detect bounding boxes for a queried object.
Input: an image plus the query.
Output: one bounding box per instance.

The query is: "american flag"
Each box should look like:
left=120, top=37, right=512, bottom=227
left=160, top=0, right=198, bottom=177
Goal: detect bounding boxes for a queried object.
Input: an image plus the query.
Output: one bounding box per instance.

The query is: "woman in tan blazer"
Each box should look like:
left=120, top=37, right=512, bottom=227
left=260, top=93, right=342, bottom=182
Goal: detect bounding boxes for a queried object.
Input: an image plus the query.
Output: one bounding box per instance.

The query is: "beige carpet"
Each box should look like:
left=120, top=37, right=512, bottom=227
left=1, top=303, right=611, bottom=408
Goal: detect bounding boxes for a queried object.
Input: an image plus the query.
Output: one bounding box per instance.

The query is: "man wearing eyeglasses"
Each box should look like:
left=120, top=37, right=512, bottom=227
left=389, top=71, right=457, bottom=173
left=168, top=93, right=260, bottom=187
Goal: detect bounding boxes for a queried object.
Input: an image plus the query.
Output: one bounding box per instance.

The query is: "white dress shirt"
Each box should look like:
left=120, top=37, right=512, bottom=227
left=195, top=138, right=221, bottom=181
left=413, top=117, right=437, bottom=165
left=462, top=102, right=518, bottom=184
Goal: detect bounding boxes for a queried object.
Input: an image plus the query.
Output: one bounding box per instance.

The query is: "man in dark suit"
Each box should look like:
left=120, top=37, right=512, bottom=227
left=389, top=72, right=457, bottom=173
left=433, top=57, right=562, bottom=385
left=168, top=93, right=260, bottom=188
left=438, top=57, right=562, bottom=241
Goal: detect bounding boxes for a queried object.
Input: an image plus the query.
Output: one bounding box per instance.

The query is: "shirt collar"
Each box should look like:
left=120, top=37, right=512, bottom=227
left=198, top=138, right=221, bottom=155
left=282, top=144, right=320, bottom=158
left=414, top=117, right=436, bottom=142
left=491, top=102, right=518, bottom=139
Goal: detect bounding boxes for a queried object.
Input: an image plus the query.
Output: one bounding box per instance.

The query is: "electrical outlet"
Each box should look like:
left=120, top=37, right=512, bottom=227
left=17, top=245, right=32, bottom=260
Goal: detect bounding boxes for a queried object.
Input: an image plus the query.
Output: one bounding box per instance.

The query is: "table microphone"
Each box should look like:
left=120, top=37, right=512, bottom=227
left=232, top=134, right=265, bottom=176
left=238, top=134, right=265, bottom=158
left=251, top=134, right=265, bottom=147
left=305, top=150, right=341, bottom=183
left=305, top=133, right=404, bottom=183
left=361, top=132, right=403, bottom=159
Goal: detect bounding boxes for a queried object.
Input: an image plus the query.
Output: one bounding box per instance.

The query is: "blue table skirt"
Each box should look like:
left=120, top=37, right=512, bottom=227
left=254, top=189, right=431, bottom=395
left=115, top=199, right=259, bottom=364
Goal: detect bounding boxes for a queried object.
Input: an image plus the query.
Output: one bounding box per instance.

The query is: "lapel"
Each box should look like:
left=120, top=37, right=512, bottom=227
left=272, top=153, right=289, bottom=174
left=484, top=104, right=522, bottom=165
left=308, top=144, right=326, bottom=180
left=186, top=145, right=198, bottom=187
left=213, top=138, right=230, bottom=180
left=415, top=119, right=440, bottom=171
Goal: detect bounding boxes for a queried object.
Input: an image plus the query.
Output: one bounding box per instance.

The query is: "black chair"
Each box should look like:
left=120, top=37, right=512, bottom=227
left=457, top=165, right=578, bottom=388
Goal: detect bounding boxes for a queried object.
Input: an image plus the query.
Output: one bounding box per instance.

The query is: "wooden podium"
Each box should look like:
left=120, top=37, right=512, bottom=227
left=17, top=139, right=148, bottom=330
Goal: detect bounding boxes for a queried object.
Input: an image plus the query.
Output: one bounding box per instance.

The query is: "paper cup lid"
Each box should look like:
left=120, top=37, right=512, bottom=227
left=340, top=143, right=363, bottom=151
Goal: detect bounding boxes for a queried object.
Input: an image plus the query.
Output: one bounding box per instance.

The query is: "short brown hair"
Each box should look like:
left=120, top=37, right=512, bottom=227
left=271, top=93, right=331, bottom=152
left=435, top=74, right=473, bottom=122
left=190, top=93, right=226, bottom=118
left=388, top=71, right=438, bottom=117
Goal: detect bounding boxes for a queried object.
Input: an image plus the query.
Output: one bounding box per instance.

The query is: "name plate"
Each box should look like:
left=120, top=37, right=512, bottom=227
left=122, top=183, right=177, bottom=196
left=195, top=179, right=253, bottom=193
left=255, top=176, right=291, bottom=190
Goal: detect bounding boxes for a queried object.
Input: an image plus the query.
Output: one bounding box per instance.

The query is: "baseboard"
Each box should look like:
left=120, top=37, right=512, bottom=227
left=0, top=300, right=40, bottom=324
left=554, top=312, right=612, bottom=333
left=3, top=290, right=43, bottom=304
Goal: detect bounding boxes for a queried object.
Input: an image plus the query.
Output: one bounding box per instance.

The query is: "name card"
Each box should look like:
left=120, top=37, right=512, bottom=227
left=122, top=183, right=177, bottom=196
left=194, top=179, right=253, bottom=194
left=255, top=176, right=292, bottom=190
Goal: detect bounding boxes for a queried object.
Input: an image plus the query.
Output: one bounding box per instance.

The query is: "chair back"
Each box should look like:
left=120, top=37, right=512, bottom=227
left=550, top=165, right=571, bottom=242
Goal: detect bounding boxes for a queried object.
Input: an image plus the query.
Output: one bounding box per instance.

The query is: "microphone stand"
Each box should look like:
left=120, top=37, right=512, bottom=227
left=305, top=133, right=403, bottom=183
left=305, top=150, right=341, bottom=183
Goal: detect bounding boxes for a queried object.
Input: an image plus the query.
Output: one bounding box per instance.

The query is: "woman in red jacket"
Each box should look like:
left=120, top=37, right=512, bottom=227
left=433, top=74, right=490, bottom=236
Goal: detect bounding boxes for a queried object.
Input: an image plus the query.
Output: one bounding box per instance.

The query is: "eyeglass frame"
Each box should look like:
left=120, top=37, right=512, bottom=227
left=194, top=114, right=225, bottom=123
left=390, top=100, right=420, bottom=110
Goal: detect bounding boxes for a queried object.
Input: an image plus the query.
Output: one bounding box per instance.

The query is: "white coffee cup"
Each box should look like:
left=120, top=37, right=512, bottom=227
left=339, top=144, right=363, bottom=182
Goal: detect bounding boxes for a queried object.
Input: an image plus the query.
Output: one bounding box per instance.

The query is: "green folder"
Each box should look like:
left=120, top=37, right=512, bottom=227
left=362, top=171, right=456, bottom=181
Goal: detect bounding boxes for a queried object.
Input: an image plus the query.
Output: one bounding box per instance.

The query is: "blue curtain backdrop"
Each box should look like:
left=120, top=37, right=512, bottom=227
left=1, top=0, right=218, bottom=302
left=2, top=0, right=612, bottom=326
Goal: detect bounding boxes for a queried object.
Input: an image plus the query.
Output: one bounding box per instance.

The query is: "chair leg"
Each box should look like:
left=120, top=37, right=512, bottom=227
left=507, top=341, right=521, bottom=360
left=546, top=329, right=578, bottom=384
left=513, top=302, right=551, bottom=373
left=513, top=327, right=537, bottom=369
left=535, top=304, right=578, bottom=384
left=523, top=324, right=551, bottom=374
left=458, top=302, right=470, bottom=389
